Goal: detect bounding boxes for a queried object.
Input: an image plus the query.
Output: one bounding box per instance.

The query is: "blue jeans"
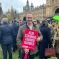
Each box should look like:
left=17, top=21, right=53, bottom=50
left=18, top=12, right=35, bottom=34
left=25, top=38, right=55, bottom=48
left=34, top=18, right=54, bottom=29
left=20, top=52, right=35, bottom=59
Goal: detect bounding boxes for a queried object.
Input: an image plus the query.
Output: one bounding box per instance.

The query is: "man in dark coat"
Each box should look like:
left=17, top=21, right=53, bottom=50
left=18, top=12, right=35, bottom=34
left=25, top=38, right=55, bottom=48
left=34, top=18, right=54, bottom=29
left=0, top=18, right=13, bottom=59
left=12, top=20, right=19, bottom=52
left=10, top=20, right=14, bottom=25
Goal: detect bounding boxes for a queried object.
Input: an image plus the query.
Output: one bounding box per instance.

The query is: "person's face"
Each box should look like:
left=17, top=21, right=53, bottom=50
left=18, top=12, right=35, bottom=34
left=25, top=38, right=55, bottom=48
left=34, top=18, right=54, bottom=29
left=16, top=22, right=17, bottom=24
left=21, top=21, right=22, bottom=23
left=49, top=22, right=51, bottom=24
left=19, top=21, right=22, bottom=23
left=1, top=21, right=4, bottom=24
left=26, top=14, right=33, bottom=24
left=52, top=22, right=55, bottom=24
left=33, top=22, right=37, bottom=25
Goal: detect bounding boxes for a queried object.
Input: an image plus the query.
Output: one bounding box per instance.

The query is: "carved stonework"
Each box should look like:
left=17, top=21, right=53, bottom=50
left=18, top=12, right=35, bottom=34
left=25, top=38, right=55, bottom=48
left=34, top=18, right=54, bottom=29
left=46, top=0, right=59, bottom=17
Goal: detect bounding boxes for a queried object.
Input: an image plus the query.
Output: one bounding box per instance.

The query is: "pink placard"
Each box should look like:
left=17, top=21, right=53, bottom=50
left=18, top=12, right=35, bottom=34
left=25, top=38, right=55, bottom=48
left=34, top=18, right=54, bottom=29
left=21, top=29, right=38, bottom=50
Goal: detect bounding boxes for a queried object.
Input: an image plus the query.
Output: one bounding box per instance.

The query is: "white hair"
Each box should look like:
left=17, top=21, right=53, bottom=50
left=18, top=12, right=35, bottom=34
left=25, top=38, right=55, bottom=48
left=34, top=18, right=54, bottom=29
left=2, top=18, right=8, bottom=23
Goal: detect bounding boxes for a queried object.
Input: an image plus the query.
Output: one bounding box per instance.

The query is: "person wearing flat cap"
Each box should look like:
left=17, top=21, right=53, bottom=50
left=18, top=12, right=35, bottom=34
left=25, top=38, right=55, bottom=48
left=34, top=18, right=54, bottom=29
left=33, top=20, right=39, bottom=27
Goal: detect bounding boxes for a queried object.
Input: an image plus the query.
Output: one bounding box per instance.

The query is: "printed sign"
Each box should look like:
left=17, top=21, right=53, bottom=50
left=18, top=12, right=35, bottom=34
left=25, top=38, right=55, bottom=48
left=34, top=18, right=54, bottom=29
left=21, top=29, right=38, bottom=50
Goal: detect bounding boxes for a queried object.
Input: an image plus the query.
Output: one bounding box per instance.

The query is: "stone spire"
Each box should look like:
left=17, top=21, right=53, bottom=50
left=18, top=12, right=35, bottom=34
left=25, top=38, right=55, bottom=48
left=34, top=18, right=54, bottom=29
left=11, top=6, right=13, bottom=13
left=27, top=0, right=29, bottom=6
left=11, top=6, right=13, bottom=10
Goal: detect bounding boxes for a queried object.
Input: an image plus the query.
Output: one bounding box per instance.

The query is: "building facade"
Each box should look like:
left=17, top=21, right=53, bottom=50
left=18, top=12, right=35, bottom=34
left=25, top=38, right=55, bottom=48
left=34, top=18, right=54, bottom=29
left=6, top=6, right=20, bottom=20
left=19, top=0, right=46, bottom=22
left=46, top=0, right=59, bottom=19
left=19, top=0, right=59, bottom=22
left=0, top=0, right=59, bottom=22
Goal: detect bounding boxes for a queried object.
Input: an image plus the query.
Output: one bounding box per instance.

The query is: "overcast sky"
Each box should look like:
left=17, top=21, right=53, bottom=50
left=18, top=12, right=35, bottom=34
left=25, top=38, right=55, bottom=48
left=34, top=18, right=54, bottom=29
left=0, top=0, right=46, bottom=13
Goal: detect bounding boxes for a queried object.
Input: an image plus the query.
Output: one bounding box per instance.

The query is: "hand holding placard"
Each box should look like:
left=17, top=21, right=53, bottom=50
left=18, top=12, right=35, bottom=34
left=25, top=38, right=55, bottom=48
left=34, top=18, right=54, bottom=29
left=24, top=49, right=29, bottom=54
left=21, top=29, right=38, bottom=59
left=36, top=37, right=40, bottom=42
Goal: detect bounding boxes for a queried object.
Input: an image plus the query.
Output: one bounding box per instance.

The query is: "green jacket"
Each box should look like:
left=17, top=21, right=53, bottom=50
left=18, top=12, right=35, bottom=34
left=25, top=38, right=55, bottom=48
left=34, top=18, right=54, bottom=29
left=53, top=25, right=57, bottom=34
left=54, top=27, right=59, bottom=53
left=48, top=24, right=55, bottom=39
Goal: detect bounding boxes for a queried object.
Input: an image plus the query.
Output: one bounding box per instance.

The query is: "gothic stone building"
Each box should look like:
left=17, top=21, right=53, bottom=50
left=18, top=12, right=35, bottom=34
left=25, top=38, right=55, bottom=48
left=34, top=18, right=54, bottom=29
left=19, top=0, right=59, bottom=22
left=1, top=0, right=59, bottom=22
left=46, top=0, right=59, bottom=20
left=6, top=6, right=19, bottom=20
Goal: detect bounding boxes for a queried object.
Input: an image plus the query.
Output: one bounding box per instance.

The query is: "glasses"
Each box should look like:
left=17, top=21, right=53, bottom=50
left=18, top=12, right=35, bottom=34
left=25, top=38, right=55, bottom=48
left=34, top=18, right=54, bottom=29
left=27, top=17, right=33, bottom=19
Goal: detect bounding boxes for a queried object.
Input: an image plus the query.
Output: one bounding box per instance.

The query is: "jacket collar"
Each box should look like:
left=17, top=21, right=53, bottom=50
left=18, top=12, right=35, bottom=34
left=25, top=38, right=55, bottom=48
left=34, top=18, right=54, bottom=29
left=26, top=22, right=36, bottom=30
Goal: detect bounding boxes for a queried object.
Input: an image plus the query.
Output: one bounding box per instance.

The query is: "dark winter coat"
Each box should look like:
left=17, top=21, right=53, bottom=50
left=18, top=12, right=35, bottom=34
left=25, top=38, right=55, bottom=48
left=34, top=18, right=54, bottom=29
left=19, top=21, right=26, bottom=27
left=0, top=23, right=13, bottom=44
left=39, top=26, right=52, bottom=58
left=12, top=23, right=19, bottom=43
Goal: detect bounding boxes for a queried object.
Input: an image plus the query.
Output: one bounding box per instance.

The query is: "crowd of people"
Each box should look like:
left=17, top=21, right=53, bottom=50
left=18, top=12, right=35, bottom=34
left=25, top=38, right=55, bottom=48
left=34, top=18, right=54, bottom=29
left=0, top=13, right=59, bottom=59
